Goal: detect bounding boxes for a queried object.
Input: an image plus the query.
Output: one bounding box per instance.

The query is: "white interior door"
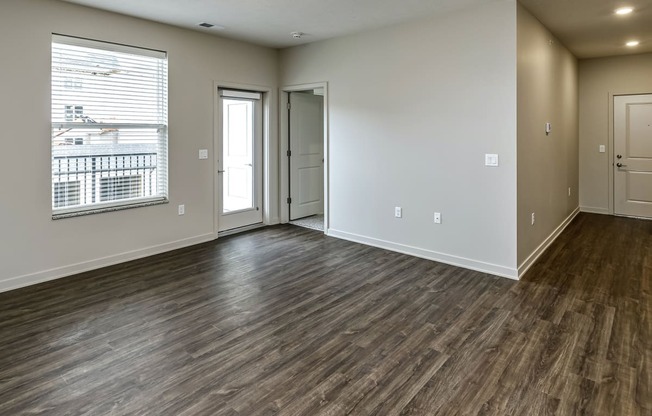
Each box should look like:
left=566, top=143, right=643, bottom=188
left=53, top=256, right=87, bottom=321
left=289, top=92, right=324, bottom=220
left=614, top=94, right=652, bottom=218
left=218, top=89, right=263, bottom=232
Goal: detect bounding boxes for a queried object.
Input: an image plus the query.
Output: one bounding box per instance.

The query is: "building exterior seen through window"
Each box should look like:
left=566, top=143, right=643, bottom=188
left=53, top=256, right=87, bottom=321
left=51, top=35, right=168, bottom=217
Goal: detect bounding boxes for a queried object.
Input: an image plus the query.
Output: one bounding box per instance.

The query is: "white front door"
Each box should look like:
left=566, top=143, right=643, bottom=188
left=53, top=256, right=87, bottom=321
left=289, top=92, right=324, bottom=220
left=218, top=89, right=263, bottom=232
left=614, top=94, right=652, bottom=218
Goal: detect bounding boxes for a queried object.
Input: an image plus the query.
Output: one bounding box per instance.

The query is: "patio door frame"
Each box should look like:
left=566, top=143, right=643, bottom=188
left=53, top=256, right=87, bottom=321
left=214, top=81, right=275, bottom=237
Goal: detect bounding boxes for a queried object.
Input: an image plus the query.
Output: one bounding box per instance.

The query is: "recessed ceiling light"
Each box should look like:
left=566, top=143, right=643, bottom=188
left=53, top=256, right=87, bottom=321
left=626, top=40, right=640, bottom=47
left=615, top=7, right=634, bottom=15
left=290, top=32, right=304, bottom=39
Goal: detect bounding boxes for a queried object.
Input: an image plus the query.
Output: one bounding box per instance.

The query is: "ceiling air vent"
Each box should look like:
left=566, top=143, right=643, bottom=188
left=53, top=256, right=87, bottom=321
left=198, top=22, right=215, bottom=28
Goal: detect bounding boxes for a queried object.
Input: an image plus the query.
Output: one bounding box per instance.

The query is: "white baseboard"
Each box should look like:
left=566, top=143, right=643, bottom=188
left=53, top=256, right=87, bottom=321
left=0, top=233, right=216, bottom=294
left=580, top=206, right=610, bottom=215
left=326, top=229, right=518, bottom=280
left=517, top=207, right=580, bottom=278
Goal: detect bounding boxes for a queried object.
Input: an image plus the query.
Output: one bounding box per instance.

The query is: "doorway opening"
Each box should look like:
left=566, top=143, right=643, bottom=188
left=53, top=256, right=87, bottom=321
left=282, top=86, right=327, bottom=232
left=217, top=88, right=263, bottom=233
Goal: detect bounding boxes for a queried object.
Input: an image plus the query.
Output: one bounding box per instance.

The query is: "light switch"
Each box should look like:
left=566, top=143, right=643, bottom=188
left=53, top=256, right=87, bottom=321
left=485, top=154, right=499, bottom=167
left=199, top=149, right=209, bottom=159
left=599, top=145, right=606, bottom=153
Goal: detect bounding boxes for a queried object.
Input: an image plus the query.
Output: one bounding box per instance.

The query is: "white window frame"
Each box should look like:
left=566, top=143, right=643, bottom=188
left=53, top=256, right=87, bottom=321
left=51, top=35, right=168, bottom=219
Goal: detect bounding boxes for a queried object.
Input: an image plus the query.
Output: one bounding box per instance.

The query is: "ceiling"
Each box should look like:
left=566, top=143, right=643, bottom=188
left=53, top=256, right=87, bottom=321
left=61, top=0, right=652, bottom=58
left=518, top=0, right=652, bottom=58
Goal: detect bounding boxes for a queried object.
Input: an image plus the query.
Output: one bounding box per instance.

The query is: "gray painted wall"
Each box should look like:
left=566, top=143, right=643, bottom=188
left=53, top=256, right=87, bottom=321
left=281, top=1, right=519, bottom=277
left=516, top=5, right=579, bottom=268
left=579, top=53, right=652, bottom=214
left=0, top=0, right=279, bottom=290
left=0, top=0, right=588, bottom=290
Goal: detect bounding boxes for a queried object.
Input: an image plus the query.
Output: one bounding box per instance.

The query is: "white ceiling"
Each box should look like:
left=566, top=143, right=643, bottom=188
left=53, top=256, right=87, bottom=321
left=61, top=0, right=652, bottom=58
left=60, top=0, right=493, bottom=48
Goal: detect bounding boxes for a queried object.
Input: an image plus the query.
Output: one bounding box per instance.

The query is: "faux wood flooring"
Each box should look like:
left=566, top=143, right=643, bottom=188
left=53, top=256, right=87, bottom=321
left=0, top=213, right=650, bottom=415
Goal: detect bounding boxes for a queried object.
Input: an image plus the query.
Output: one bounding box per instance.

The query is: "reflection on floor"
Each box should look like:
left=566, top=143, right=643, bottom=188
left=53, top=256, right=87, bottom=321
left=289, top=214, right=324, bottom=231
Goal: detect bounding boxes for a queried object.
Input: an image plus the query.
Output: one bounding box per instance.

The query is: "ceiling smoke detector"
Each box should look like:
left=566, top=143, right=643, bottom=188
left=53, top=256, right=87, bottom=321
left=291, top=32, right=304, bottom=39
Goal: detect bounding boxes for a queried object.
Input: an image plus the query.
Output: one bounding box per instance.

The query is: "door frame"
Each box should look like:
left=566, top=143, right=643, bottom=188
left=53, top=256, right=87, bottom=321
left=213, top=81, right=276, bottom=237
left=280, top=82, right=329, bottom=233
left=609, top=91, right=652, bottom=216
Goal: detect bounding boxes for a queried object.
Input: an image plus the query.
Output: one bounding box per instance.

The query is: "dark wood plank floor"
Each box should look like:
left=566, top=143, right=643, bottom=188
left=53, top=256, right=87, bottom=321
left=0, top=213, right=650, bottom=415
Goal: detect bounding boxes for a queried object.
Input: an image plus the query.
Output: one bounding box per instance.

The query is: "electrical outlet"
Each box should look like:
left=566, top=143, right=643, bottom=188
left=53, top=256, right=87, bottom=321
left=599, top=145, right=606, bottom=153
left=531, top=212, right=535, bottom=225
left=198, top=149, right=208, bottom=159
left=178, top=204, right=185, bottom=215
left=395, top=207, right=402, bottom=218
left=434, top=212, right=441, bottom=224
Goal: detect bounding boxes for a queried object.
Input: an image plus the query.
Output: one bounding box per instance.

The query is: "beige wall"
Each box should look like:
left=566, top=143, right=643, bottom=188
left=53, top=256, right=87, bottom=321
left=579, top=53, right=652, bottom=214
left=0, top=0, right=589, bottom=289
left=516, top=5, right=579, bottom=268
left=0, top=0, right=279, bottom=290
left=281, top=1, right=519, bottom=277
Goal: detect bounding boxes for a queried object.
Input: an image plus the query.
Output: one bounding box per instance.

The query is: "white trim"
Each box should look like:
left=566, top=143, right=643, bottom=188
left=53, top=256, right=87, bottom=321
left=213, top=81, right=276, bottom=238
left=614, top=214, right=652, bottom=221
left=219, top=89, right=262, bottom=100
left=52, top=33, right=166, bottom=58
left=608, top=90, right=652, bottom=216
left=326, top=229, right=518, bottom=280
left=53, top=197, right=168, bottom=219
left=217, top=222, right=266, bottom=237
left=0, top=233, right=215, bottom=294
left=280, top=82, right=330, bottom=233
left=580, top=206, right=610, bottom=215
left=517, top=207, right=580, bottom=278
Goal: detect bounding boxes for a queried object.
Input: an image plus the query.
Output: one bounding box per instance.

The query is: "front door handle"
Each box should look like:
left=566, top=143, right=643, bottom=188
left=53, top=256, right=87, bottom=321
left=616, top=163, right=627, bottom=168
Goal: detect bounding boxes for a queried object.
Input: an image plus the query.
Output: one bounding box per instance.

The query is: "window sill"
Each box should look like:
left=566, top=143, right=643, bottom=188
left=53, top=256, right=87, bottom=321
left=52, top=198, right=169, bottom=220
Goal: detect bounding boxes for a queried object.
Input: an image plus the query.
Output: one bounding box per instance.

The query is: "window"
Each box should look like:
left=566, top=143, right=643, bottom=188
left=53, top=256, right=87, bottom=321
left=51, top=35, right=168, bottom=218
left=100, top=175, right=143, bottom=202
left=64, top=137, right=84, bottom=146
left=53, top=181, right=80, bottom=208
left=64, top=105, right=83, bottom=122
left=64, top=78, right=83, bottom=89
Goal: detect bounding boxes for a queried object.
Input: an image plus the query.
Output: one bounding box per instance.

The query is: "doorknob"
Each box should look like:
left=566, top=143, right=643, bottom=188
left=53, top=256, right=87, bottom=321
left=616, top=163, right=627, bottom=168
left=218, top=170, right=225, bottom=173
left=617, top=154, right=622, bottom=159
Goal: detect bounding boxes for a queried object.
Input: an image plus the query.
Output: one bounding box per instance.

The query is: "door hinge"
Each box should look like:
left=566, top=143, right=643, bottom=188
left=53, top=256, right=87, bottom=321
left=287, top=150, right=291, bottom=157
left=287, top=197, right=292, bottom=204
left=287, top=102, right=291, bottom=110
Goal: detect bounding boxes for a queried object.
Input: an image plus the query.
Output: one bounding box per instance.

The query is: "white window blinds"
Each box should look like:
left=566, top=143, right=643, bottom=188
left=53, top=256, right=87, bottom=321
left=51, top=35, right=168, bottom=218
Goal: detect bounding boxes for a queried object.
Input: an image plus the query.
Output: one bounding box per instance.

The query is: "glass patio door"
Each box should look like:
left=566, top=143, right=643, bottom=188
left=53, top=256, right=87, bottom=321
left=218, top=89, right=262, bottom=232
